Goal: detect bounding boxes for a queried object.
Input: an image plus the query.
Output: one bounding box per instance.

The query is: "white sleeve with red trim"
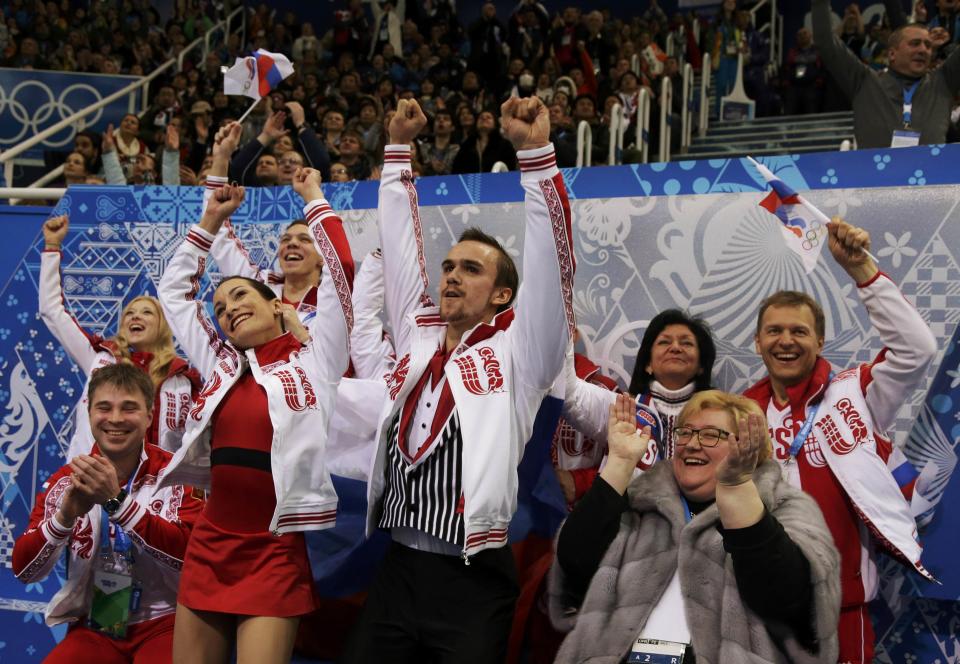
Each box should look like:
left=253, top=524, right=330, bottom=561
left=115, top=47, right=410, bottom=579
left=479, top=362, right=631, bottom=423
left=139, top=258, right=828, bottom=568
left=560, top=346, right=616, bottom=443
left=158, top=225, right=236, bottom=381
left=303, top=197, right=356, bottom=382
left=11, top=476, right=74, bottom=583
left=350, top=250, right=395, bottom=379
left=378, top=145, right=432, bottom=357
left=111, top=486, right=203, bottom=566
left=858, top=272, right=938, bottom=436
left=207, top=176, right=276, bottom=284
left=511, top=144, right=576, bottom=392
left=38, top=251, right=100, bottom=374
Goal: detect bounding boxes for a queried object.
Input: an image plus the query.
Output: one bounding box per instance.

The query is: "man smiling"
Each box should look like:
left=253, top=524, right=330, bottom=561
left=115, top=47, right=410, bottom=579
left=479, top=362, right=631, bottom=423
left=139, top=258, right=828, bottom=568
left=744, top=218, right=937, bottom=663
left=12, top=364, right=202, bottom=663
left=812, top=0, right=960, bottom=147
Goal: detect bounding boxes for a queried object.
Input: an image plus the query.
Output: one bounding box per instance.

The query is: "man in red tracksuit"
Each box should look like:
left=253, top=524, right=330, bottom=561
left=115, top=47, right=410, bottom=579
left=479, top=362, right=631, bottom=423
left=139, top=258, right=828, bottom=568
left=12, top=363, right=202, bottom=663
left=744, top=218, right=937, bottom=664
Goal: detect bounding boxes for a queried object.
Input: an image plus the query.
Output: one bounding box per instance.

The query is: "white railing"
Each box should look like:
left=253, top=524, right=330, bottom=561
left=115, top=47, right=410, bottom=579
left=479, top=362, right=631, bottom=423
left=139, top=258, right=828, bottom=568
left=665, top=33, right=676, bottom=59
left=630, top=54, right=640, bottom=76
left=636, top=87, right=651, bottom=164
left=750, top=0, right=780, bottom=76
left=693, top=18, right=701, bottom=46
left=576, top=120, right=593, bottom=168
left=680, top=63, right=693, bottom=153
left=6, top=164, right=66, bottom=204
left=0, top=187, right=66, bottom=200
left=607, top=104, right=622, bottom=166
left=2, top=6, right=245, bottom=190
left=699, top=52, right=712, bottom=138
left=839, top=139, right=852, bottom=152
left=659, top=76, right=673, bottom=163
left=491, top=161, right=510, bottom=173
left=1, top=62, right=174, bottom=188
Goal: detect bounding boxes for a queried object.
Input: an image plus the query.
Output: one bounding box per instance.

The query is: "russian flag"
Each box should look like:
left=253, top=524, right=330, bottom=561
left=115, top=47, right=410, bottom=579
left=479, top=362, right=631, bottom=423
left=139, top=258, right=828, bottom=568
left=748, top=156, right=829, bottom=274
left=223, top=49, right=294, bottom=101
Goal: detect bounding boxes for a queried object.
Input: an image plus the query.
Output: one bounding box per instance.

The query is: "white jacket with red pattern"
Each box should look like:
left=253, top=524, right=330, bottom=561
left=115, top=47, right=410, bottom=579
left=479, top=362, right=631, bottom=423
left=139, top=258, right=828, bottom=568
left=38, top=251, right=200, bottom=459
left=367, top=143, right=576, bottom=557
left=207, top=191, right=395, bottom=381
left=11, top=443, right=203, bottom=626
left=744, top=271, right=939, bottom=603
left=156, top=196, right=356, bottom=534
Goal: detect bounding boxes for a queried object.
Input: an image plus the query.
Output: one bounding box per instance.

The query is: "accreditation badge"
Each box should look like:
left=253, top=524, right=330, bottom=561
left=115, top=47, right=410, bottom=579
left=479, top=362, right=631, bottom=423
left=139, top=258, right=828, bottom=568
left=890, top=129, right=920, bottom=148
left=89, top=552, right=136, bottom=638
left=88, top=514, right=141, bottom=639
left=628, top=638, right=686, bottom=664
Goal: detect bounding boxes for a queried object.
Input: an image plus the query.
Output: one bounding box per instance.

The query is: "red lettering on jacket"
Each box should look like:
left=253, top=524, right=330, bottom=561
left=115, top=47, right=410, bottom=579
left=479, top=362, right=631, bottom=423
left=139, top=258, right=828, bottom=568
left=275, top=366, right=317, bottom=412
left=835, top=397, right=868, bottom=443
left=191, top=373, right=222, bottom=420
left=816, top=414, right=857, bottom=456
left=454, top=346, right=504, bottom=396
left=387, top=354, right=411, bottom=400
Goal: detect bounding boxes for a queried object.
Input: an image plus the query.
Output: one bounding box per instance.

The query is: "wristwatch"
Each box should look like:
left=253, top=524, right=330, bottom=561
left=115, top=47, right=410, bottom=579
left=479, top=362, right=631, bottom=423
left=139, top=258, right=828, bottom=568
left=102, top=489, right=128, bottom=517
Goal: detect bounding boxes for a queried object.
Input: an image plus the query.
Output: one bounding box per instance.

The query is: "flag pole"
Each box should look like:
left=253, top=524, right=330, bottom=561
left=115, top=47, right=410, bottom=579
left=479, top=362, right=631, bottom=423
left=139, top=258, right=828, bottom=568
left=237, top=98, right=261, bottom=124
left=746, top=157, right=880, bottom=265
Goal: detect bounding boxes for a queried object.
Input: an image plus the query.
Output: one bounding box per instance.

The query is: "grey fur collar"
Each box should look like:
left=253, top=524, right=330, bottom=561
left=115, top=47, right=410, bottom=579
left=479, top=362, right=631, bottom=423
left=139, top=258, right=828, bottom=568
left=548, top=460, right=841, bottom=664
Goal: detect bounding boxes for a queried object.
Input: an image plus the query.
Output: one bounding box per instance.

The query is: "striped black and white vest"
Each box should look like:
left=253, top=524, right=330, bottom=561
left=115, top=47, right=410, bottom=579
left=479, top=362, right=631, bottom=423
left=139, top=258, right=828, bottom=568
left=378, top=410, right=465, bottom=546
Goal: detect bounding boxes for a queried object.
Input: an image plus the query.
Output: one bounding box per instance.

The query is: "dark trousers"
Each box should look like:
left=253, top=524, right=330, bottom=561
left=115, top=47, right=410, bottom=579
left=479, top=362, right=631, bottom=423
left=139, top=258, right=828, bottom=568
left=339, top=541, right=519, bottom=664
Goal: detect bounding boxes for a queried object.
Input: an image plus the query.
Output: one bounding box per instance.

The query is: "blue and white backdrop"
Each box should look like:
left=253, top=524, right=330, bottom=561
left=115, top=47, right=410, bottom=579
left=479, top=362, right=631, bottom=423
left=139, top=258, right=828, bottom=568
left=1, top=144, right=959, bottom=661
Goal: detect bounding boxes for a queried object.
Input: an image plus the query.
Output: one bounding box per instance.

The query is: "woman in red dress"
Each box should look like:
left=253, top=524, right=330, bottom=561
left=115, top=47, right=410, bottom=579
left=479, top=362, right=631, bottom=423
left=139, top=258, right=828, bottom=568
left=157, top=126, right=356, bottom=664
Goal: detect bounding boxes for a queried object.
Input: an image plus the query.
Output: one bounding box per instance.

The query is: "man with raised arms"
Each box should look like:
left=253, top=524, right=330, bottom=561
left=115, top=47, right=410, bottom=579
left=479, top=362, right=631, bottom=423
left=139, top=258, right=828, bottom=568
left=341, top=96, right=576, bottom=663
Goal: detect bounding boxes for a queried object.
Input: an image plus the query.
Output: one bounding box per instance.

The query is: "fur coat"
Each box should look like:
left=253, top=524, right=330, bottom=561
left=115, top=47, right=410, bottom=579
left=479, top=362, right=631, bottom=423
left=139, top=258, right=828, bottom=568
left=547, top=460, right=841, bottom=664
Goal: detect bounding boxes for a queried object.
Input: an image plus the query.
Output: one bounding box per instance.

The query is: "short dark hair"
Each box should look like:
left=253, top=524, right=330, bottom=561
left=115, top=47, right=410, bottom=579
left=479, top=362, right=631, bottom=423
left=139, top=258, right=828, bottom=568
left=286, top=218, right=308, bottom=230
left=341, top=128, right=363, bottom=142
left=87, top=363, right=155, bottom=412
left=756, top=290, right=825, bottom=338
left=75, top=130, right=101, bottom=152
left=889, top=22, right=929, bottom=49
left=628, top=309, right=716, bottom=395
left=457, top=227, right=518, bottom=312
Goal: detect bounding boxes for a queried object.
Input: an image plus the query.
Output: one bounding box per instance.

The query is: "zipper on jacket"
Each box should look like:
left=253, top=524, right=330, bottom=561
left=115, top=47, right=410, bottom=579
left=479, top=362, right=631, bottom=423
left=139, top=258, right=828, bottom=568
left=461, top=548, right=471, bottom=566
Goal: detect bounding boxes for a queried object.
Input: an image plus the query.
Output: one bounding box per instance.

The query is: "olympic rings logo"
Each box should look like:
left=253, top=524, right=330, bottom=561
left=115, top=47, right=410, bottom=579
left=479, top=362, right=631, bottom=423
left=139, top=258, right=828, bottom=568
left=0, top=80, right=109, bottom=148
left=801, top=220, right=826, bottom=251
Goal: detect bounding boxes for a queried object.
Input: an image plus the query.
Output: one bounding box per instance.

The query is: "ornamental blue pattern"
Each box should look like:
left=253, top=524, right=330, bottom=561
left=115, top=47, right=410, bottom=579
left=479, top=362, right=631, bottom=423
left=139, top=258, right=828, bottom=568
left=1, top=144, right=959, bottom=660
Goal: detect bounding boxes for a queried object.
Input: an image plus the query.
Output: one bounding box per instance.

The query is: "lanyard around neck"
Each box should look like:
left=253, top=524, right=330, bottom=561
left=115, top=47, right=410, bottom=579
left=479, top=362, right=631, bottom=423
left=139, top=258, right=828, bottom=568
left=902, top=80, right=921, bottom=127
left=787, top=371, right=834, bottom=459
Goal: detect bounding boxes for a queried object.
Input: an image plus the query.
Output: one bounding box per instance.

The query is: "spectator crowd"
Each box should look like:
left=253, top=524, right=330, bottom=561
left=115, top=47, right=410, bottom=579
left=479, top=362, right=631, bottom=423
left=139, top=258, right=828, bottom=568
left=2, top=0, right=960, bottom=182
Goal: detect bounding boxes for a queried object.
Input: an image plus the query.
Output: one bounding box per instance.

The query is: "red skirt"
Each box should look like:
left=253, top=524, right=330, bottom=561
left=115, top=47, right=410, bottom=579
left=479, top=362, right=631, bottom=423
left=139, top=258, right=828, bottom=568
left=178, top=512, right=318, bottom=617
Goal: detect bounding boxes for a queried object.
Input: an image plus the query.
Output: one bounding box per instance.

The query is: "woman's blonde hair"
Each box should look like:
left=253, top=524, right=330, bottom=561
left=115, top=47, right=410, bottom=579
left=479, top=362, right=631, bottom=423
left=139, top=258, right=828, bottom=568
left=676, top=389, right=773, bottom=463
left=111, top=295, right=177, bottom=388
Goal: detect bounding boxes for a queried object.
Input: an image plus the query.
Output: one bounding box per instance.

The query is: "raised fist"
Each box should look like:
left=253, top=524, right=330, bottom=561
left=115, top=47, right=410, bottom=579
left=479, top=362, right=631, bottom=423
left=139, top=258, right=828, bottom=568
left=291, top=166, right=323, bottom=201
left=500, top=96, right=550, bottom=151
left=388, top=99, right=428, bottom=145
left=204, top=183, right=246, bottom=224
left=43, top=215, right=70, bottom=249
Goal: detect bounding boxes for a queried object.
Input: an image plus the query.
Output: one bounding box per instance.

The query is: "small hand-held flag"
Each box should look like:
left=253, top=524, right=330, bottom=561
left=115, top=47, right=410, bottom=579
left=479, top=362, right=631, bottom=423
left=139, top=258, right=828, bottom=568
left=222, top=49, right=295, bottom=123
left=747, top=156, right=830, bottom=273
left=747, top=156, right=879, bottom=273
